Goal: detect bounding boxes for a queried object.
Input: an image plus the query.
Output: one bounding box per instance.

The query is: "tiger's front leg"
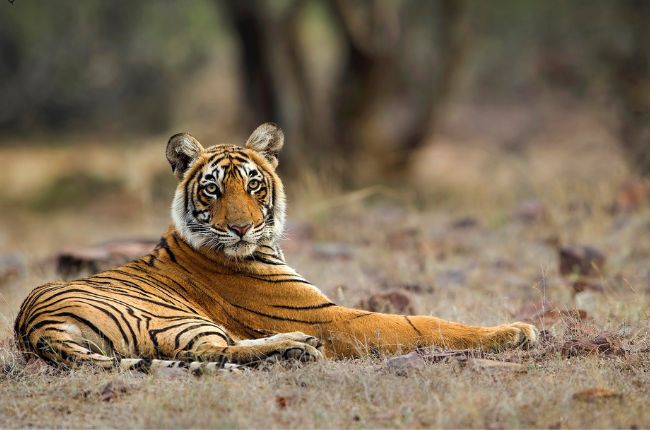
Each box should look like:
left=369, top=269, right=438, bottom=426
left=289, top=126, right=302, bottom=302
left=176, top=330, right=324, bottom=366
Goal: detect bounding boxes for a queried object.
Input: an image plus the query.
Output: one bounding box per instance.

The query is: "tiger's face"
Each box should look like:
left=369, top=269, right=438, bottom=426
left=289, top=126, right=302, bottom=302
left=166, top=123, right=286, bottom=258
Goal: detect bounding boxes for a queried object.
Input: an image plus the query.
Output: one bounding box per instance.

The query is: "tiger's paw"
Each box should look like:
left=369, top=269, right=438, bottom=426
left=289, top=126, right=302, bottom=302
left=265, top=340, right=324, bottom=363
left=490, top=322, right=539, bottom=351
left=271, top=332, right=324, bottom=352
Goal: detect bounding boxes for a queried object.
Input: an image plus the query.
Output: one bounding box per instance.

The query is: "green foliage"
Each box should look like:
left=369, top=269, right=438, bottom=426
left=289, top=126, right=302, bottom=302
left=28, top=172, right=123, bottom=211
left=0, top=0, right=220, bottom=134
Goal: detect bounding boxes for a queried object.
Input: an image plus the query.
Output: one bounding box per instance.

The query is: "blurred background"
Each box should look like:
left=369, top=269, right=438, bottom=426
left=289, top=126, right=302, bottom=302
left=0, top=0, right=649, bottom=252
left=1, top=1, right=650, bottom=368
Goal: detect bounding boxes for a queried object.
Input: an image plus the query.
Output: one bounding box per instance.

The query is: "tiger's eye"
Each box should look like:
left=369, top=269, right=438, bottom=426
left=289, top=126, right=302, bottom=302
left=205, top=184, right=218, bottom=194
left=248, top=179, right=261, bottom=190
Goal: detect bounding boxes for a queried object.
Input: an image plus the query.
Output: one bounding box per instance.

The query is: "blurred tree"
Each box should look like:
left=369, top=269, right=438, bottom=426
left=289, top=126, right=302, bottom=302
left=606, top=0, right=650, bottom=176
left=1, top=0, right=648, bottom=179
left=219, top=0, right=469, bottom=181
left=0, top=0, right=217, bottom=136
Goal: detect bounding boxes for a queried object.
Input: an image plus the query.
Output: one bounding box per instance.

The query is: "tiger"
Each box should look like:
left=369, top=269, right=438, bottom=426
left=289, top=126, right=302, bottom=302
left=14, top=122, right=538, bottom=373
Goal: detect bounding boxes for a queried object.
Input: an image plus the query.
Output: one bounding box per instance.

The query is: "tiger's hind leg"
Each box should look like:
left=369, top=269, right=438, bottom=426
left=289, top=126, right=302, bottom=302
left=25, top=322, right=242, bottom=374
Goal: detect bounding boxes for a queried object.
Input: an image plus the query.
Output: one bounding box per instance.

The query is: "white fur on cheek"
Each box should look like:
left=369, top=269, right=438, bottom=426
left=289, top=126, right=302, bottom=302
left=171, top=187, right=205, bottom=250
left=270, top=176, right=286, bottom=244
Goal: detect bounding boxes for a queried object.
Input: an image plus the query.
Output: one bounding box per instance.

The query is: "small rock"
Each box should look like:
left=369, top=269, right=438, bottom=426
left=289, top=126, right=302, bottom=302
left=386, top=352, right=426, bottom=375
left=510, top=200, right=549, bottom=223
left=572, top=279, right=605, bottom=294
left=559, top=245, right=606, bottom=277
left=449, top=216, right=480, bottom=229
left=357, top=290, right=416, bottom=314
left=0, top=253, right=26, bottom=284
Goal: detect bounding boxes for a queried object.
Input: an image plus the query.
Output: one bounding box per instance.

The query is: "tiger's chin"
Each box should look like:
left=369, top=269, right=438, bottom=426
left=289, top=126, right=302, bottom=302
left=222, top=241, right=258, bottom=258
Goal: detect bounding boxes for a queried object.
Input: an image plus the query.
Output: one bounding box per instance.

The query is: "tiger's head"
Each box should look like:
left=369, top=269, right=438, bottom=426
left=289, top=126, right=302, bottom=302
left=166, top=123, right=286, bottom=258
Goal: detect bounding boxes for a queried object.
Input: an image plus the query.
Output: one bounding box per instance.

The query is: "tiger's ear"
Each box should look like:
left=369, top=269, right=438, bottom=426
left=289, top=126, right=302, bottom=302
left=166, top=133, right=204, bottom=180
left=245, top=122, right=284, bottom=169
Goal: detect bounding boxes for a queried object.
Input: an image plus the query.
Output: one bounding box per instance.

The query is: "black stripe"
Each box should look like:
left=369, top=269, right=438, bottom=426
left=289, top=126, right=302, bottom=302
left=24, top=318, right=67, bottom=341
left=48, top=294, right=140, bottom=355
left=127, top=358, right=153, bottom=372
left=184, top=331, right=230, bottom=352
left=18, top=284, right=66, bottom=333
left=184, top=166, right=204, bottom=218
left=156, top=237, right=177, bottom=263
left=70, top=300, right=132, bottom=352
left=205, top=297, right=268, bottom=338
left=174, top=323, right=230, bottom=349
left=241, top=274, right=314, bottom=286
left=113, top=267, right=195, bottom=311
left=271, top=302, right=336, bottom=310
left=50, top=312, right=116, bottom=353
left=168, top=234, right=192, bottom=273
left=128, top=266, right=195, bottom=306
left=89, top=276, right=195, bottom=312
left=404, top=316, right=423, bottom=336
left=230, top=303, right=332, bottom=324
left=243, top=255, right=285, bottom=266
left=24, top=306, right=79, bottom=339
left=350, top=312, right=373, bottom=320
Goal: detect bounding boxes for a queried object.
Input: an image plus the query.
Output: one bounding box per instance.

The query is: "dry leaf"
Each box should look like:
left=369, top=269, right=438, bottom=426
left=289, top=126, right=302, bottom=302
left=573, top=388, right=622, bottom=401
left=275, top=396, right=289, bottom=409
left=609, top=179, right=650, bottom=212
left=449, top=216, right=480, bottom=229
left=572, top=279, right=605, bottom=294
left=357, top=290, right=416, bottom=314
left=561, top=334, right=626, bottom=358
left=99, top=381, right=140, bottom=402
left=559, top=245, right=606, bottom=277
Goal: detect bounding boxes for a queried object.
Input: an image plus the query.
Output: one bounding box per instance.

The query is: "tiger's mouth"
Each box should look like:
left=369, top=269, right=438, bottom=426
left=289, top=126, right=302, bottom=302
left=222, top=240, right=258, bottom=258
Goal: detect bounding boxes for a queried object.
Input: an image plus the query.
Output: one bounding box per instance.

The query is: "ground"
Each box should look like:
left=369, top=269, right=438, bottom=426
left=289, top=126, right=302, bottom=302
left=0, top=129, right=648, bottom=428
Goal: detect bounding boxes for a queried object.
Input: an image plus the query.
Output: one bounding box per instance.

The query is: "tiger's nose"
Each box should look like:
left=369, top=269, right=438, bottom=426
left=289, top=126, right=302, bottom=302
left=228, top=223, right=252, bottom=237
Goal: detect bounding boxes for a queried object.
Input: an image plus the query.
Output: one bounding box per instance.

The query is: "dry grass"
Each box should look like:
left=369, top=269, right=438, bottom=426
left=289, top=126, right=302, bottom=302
left=0, top=130, right=649, bottom=428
